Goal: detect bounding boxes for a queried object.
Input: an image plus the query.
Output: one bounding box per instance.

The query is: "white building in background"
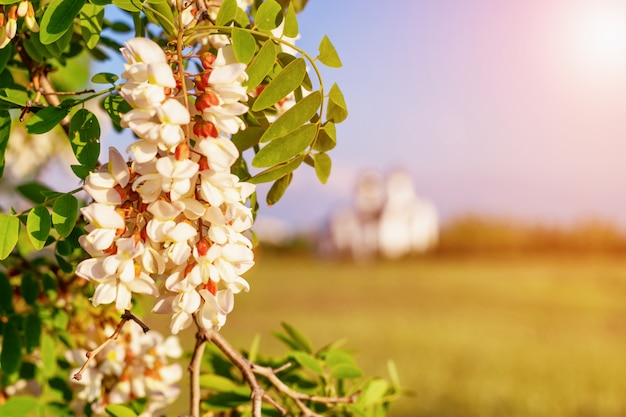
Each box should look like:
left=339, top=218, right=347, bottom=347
left=325, top=170, right=439, bottom=260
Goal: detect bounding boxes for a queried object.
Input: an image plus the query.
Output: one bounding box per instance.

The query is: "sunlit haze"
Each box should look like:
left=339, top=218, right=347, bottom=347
left=101, top=0, right=626, bottom=230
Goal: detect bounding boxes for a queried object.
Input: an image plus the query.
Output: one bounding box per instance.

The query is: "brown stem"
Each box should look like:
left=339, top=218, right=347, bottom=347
left=72, top=310, right=150, bottom=381
left=189, top=322, right=208, bottom=417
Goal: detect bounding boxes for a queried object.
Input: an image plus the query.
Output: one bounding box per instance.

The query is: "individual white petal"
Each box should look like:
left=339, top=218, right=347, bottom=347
left=170, top=310, right=192, bottom=334
left=122, top=37, right=168, bottom=65
left=92, top=281, right=118, bottom=306
left=115, top=284, right=133, bottom=310
left=81, top=204, right=125, bottom=229
left=108, top=147, right=130, bottom=187
left=157, top=99, right=190, bottom=125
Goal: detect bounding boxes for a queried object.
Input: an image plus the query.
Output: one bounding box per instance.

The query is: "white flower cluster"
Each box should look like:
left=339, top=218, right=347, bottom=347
left=0, top=1, right=39, bottom=49
left=76, top=37, right=255, bottom=335
left=68, top=323, right=183, bottom=417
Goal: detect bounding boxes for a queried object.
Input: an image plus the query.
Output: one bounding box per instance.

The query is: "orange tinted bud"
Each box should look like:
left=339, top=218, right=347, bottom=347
left=196, top=238, right=210, bottom=257
left=198, top=156, right=210, bottom=171
left=175, top=142, right=190, bottom=161
left=193, top=119, right=218, bottom=138
left=200, top=52, right=216, bottom=69
left=205, top=279, right=217, bottom=296
left=7, top=5, right=17, bottom=20
left=195, top=92, right=219, bottom=112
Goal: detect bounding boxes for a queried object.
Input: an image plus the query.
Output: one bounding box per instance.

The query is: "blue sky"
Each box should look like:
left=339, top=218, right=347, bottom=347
left=260, top=0, right=626, bottom=229
left=101, top=1, right=626, bottom=230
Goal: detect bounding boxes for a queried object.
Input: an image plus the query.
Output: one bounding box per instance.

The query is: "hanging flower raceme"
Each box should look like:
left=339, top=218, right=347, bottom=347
left=68, top=323, right=183, bottom=417
left=76, top=37, right=256, bottom=337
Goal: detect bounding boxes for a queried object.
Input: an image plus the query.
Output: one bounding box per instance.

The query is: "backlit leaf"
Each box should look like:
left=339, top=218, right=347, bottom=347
left=318, top=35, right=342, bottom=68
left=26, top=106, right=69, bottom=135
left=232, top=27, right=256, bottom=65
left=91, top=72, right=119, bottom=84
left=245, top=40, right=277, bottom=90
left=252, top=58, right=306, bottom=111
left=252, top=124, right=317, bottom=168
left=249, top=155, right=304, bottom=184
left=290, top=351, right=323, bottom=374
left=313, top=153, right=332, bottom=184
left=331, top=363, right=363, bottom=379
left=0, top=272, right=12, bottom=312
left=40, top=0, right=86, bottom=45
left=103, top=94, right=132, bottom=130
left=254, top=0, right=282, bottom=31
left=281, top=322, right=313, bottom=353
left=41, top=334, right=56, bottom=377
left=0, top=214, right=19, bottom=260
left=27, top=205, right=51, bottom=250
left=16, top=182, right=54, bottom=204
left=260, top=91, right=321, bottom=143
left=52, top=194, right=79, bottom=238
left=232, top=126, right=264, bottom=152
left=105, top=404, right=138, bottom=417
left=266, top=173, right=292, bottom=206
left=69, top=109, right=101, bottom=170
left=313, top=121, right=336, bottom=152
left=326, top=83, right=348, bottom=123
left=215, top=0, right=237, bottom=26
left=80, top=4, right=105, bottom=49
left=0, top=43, right=13, bottom=74
left=199, top=374, right=241, bottom=392
left=283, top=2, right=298, bottom=38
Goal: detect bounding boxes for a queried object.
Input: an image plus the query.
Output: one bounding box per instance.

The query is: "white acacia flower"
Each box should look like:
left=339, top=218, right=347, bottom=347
left=203, top=203, right=253, bottom=244
left=155, top=156, right=199, bottom=201
left=200, top=170, right=255, bottom=207
left=198, top=288, right=234, bottom=330
left=81, top=204, right=125, bottom=251
left=205, top=243, right=253, bottom=293
left=121, top=37, right=169, bottom=65
left=202, top=102, right=248, bottom=135
left=195, top=136, right=239, bottom=172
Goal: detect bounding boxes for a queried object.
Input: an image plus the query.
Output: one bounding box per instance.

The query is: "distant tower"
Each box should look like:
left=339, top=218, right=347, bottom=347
left=378, top=170, right=438, bottom=258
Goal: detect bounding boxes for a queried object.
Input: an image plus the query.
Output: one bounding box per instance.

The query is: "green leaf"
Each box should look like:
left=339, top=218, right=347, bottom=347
left=105, top=404, right=139, bottom=417
left=313, top=121, right=336, bottom=152
left=1, top=320, right=22, bottom=376
left=24, top=313, right=42, bottom=353
left=69, top=109, right=101, bottom=170
left=318, top=35, right=342, bottom=68
left=215, top=0, right=237, bottom=26
left=331, top=363, right=364, bottom=379
left=249, top=155, right=304, bottom=184
left=0, top=43, right=13, bottom=74
left=21, top=272, right=40, bottom=306
left=103, top=94, right=132, bottom=130
left=255, top=0, right=282, bottom=31
left=112, top=0, right=141, bottom=12
left=0, top=214, right=19, bottom=260
left=199, top=374, right=241, bottom=392
left=0, top=0, right=21, bottom=4
left=145, top=0, right=176, bottom=36
left=0, top=272, right=12, bottom=312
left=231, top=27, right=257, bottom=65
left=80, top=3, right=105, bottom=49
left=290, top=351, right=323, bottom=374
left=0, top=396, right=40, bottom=416
left=52, top=194, right=79, bottom=238
left=326, top=83, right=348, bottom=123
left=313, top=153, right=332, bottom=184
left=252, top=58, right=306, bottom=111
left=245, top=39, right=278, bottom=90
left=26, top=106, right=70, bottom=135
left=283, top=2, right=299, bottom=38
left=359, top=379, right=390, bottom=406
left=0, top=88, right=29, bottom=108
left=0, top=110, right=10, bottom=177
left=266, top=173, right=292, bottom=206
left=387, top=359, right=401, bottom=388
left=27, top=205, right=51, bottom=250
left=260, top=91, right=321, bottom=143
left=281, top=322, right=313, bottom=353
left=40, top=0, right=86, bottom=45
left=252, top=124, right=316, bottom=168
left=232, top=126, right=264, bottom=152
left=16, top=182, right=54, bottom=204
left=91, top=72, right=119, bottom=84
left=41, top=333, right=57, bottom=377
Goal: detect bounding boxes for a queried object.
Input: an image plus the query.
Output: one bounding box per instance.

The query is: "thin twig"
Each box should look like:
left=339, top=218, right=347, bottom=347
left=72, top=310, right=148, bottom=381
left=189, top=321, right=209, bottom=417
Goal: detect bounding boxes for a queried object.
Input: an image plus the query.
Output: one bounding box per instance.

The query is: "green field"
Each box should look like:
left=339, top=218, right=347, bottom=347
left=210, top=252, right=626, bottom=417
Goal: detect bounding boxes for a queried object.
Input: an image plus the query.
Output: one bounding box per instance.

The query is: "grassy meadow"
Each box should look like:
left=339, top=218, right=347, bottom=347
left=206, top=251, right=626, bottom=417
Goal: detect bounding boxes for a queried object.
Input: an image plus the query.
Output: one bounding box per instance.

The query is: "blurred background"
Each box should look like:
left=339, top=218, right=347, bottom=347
left=232, top=1, right=626, bottom=416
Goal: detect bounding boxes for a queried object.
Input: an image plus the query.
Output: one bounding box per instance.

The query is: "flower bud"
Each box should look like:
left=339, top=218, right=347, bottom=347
left=196, top=239, right=210, bottom=257
left=192, top=119, right=218, bottom=139
left=195, top=92, right=219, bottom=112
left=175, top=142, right=190, bottom=161
left=200, top=52, right=216, bottom=69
